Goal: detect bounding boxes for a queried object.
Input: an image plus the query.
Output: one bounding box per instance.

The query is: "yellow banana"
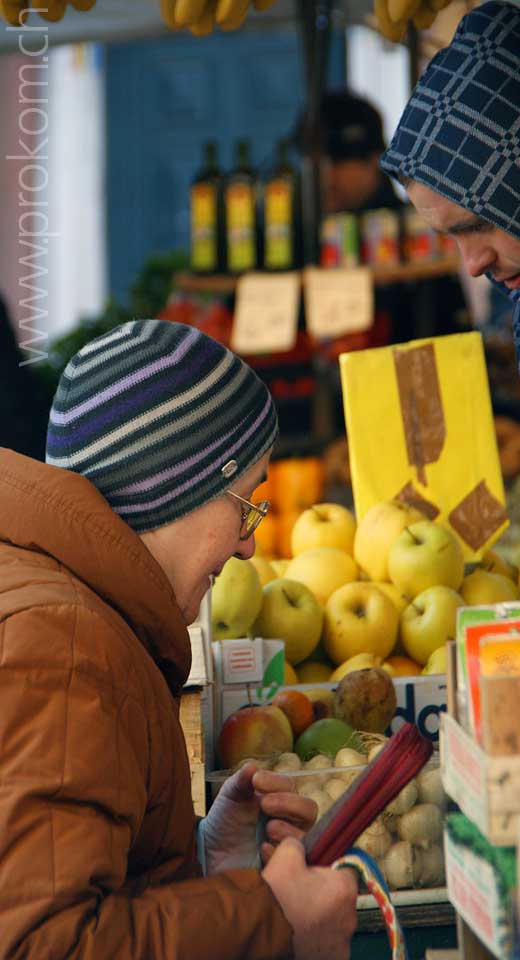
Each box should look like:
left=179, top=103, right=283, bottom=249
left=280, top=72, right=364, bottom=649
left=173, top=0, right=208, bottom=27
left=0, top=0, right=25, bottom=25
left=215, top=0, right=247, bottom=26
left=252, top=0, right=277, bottom=10
left=412, top=0, right=437, bottom=28
left=68, top=0, right=96, bottom=9
left=189, top=0, right=216, bottom=33
left=219, top=5, right=248, bottom=29
left=374, top=0, right=407, bottom=41
left=38, top=0, right=67, bottom=21
left=160, top=0, right=180, bottom=28
left=387, top=0, right=420, bottom=24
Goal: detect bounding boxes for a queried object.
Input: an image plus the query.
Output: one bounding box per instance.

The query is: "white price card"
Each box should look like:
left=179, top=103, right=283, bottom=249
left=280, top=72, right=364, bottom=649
left=231, top=272, right=300, bottom=355
left=304, top=267, right=374, bottom=338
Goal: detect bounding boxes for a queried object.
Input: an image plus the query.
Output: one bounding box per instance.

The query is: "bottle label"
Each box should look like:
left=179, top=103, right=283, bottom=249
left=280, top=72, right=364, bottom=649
left=264, top=179, right=293, bottom=269
left=226, top=183, right=256, bottom=272
left=191, top=184, right=217, bottom=271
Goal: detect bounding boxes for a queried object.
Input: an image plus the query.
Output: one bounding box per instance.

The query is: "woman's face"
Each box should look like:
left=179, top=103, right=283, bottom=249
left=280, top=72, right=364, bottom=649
left=140, top=450, right=272, bottom=625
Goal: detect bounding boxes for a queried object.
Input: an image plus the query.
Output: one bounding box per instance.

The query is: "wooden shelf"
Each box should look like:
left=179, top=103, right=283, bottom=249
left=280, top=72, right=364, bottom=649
left=174, top=257, right=461, bottom=295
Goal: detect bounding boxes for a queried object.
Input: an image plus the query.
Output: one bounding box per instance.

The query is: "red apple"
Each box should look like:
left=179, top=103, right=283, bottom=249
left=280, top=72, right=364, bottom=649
left=218, top=705, right=293, bottom=769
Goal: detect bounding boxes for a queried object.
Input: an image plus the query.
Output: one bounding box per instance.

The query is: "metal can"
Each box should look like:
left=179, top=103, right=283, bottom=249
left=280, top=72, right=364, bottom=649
left=360, top=208, right=401, bottom=266
left=403, top=207, right=439, bottom=262
left=340, top=214, right=360, bottom=268
left=320, top=215, right=342, bottom=267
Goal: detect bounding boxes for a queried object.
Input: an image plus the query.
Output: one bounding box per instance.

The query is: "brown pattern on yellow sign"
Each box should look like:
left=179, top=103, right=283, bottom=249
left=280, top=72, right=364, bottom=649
left=395, top=482, right=440, bottom=520
left=448, top=481, right=508, bottom=551
left=393, top=344, right=446, bottom=486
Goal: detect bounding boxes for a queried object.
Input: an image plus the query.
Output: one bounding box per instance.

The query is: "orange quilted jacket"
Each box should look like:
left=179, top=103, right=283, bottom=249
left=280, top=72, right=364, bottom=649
left=0, top=450, right=293, bottom=960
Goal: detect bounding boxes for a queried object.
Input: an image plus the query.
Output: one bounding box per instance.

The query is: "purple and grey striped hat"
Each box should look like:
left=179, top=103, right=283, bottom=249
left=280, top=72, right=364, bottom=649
left=46, top=320, right=278, bottom=533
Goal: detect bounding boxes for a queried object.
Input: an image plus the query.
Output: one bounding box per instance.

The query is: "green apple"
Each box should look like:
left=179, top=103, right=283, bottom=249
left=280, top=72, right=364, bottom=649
left=388, top=521, right=464, bottom=597
left=252, top=578, right=324, bottom=665
left=291, top=502, right=356, bottom=557
left=271, top=558, right=290, bottom=578
left=211, top=557, right=263, bottom=640
left=323, top=581, right=398, bottom=665
left=248, top=556, right=276, bottom=588
left=460, top=569, right=520, bottom=605
left=354, top=500, right=426, bottom=582
left=400, top=585, right=464, bottom=666
left=480, top=549, right=519, bottom=583
left=286, top=546, right=358, bottom=606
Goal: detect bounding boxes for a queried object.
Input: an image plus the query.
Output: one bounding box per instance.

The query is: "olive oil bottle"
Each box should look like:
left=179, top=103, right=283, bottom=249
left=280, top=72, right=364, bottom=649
left=224, top=139, right=258, bottom=274
left=263, top=138, right=300, bottom=270
left=190, top=140, right=223, bottom=274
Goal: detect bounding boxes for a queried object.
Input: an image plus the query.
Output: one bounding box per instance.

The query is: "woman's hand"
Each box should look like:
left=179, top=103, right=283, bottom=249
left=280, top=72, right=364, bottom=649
left=202, top=762, right=317, bottom=874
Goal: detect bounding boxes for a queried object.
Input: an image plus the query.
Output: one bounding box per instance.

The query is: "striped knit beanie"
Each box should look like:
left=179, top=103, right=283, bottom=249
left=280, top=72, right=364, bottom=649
left=46, top=320, right=278, bottom=534
left=380, top=2, right=520, bottom=242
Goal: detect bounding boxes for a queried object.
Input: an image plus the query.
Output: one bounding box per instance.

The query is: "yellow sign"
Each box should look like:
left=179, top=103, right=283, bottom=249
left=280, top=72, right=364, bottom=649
left=340, top=332, right=507, bottom=560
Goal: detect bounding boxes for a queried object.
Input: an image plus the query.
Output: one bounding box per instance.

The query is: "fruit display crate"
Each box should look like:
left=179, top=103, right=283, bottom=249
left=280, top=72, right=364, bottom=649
left=440, top=713, right=520, bottom=847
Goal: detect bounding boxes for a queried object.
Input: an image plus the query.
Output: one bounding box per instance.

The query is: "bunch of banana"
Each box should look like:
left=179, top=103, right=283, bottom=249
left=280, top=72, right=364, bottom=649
left=374, top=0, right=452, bottom=41
left=0, top=0, right=95, bottom=25
left=160, top=0, right=277, bottom=36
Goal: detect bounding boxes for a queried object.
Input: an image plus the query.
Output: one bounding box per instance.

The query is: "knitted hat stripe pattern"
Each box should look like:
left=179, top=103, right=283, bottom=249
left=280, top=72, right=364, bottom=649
left=95, top=372, right=262, bottom=494
left=46, top=320, right=278, bottom=534
left=380, top=2, right=520, bottom=242
left=115, top=396, right=273, bottom=515
left=50, top=323, right=199, bottom=426
left=47, top=347, right=240, bottom=463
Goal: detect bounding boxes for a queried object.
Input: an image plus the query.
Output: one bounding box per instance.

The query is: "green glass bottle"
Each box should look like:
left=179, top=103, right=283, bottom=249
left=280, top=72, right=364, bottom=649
left=190, top=140, right=222, bottom=274
left=224, top=139, right=258, bottom=274
left=263, top=138, right=300, bottom=271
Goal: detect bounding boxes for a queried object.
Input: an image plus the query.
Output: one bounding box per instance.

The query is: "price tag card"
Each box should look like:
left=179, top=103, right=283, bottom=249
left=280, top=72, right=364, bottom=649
left=231, top=272, right=300, bottom=355
left=304, top=267, right=374, bottom=338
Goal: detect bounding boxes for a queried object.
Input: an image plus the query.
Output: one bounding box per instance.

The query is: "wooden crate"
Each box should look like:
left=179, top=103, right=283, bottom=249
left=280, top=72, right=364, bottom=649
left=180, top=690, right=206, bottom=817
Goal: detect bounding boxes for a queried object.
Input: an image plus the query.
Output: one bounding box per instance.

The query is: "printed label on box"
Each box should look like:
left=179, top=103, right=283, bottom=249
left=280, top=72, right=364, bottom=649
left=444, top=830, right=512, bottom=958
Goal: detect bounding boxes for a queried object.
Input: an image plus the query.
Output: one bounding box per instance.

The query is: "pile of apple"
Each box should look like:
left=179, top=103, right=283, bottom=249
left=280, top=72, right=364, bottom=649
left=212, top=498, right=519, bottom=680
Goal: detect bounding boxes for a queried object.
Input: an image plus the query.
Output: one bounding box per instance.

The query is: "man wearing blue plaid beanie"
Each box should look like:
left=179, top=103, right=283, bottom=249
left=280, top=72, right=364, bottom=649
left=381, top=1, right=520, bottom=361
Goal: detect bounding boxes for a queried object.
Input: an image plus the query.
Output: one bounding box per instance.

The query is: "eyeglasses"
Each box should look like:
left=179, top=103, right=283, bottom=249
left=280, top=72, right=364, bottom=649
left=226, top=490, right=270, bottom=540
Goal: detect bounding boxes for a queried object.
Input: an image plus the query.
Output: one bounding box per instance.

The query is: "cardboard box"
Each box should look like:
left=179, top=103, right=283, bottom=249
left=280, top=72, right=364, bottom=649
left=212, top=637, right=285, bottom=738
left=440, top=713, right=520, bottom=847
left=444, top=827, right=514, bottom=959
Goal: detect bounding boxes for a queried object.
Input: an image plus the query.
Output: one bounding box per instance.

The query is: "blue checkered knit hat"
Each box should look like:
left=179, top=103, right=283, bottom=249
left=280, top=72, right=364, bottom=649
left=46, top=320, right=278, bottom=534
left=381, top=2, right=520, bottom=241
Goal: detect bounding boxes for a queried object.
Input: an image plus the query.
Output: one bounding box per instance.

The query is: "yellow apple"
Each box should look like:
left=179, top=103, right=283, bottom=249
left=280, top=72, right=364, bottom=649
left=400, top=585, right=464, bottom=666
left=252, top=578, right=324, bottom=665
left=479, top=549, right=519, bottom=583
left=460, top=569, right=520, bottom=605
left=329, top=653, right=382, bottom=682
left=296, top=661, right=333, bottom=683
left=323, top=581, right=399, bottom=665
left=211, top=557, right=263, bottom=640
left=372, top=581, right=409, bottom=614
left=286, top=547, right=358, bottom=606
left=354, top=500, right=426, bottom=582
left=271, top=559, right=290, bottom=578
left=284, top=661, right=299, bottom=684
left=248, top=556, right=276, bottom=587
left=388, top=521, right=464, bottom=597
left=291, top=502, right=356, bottom=557
left=422, top=646, right=447, bottom=675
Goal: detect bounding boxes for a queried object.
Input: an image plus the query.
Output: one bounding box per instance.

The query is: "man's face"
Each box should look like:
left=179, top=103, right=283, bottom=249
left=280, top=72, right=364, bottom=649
left=408, top=182, right=520, bottom=290
left=323, top=154, right=381, bottom=214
